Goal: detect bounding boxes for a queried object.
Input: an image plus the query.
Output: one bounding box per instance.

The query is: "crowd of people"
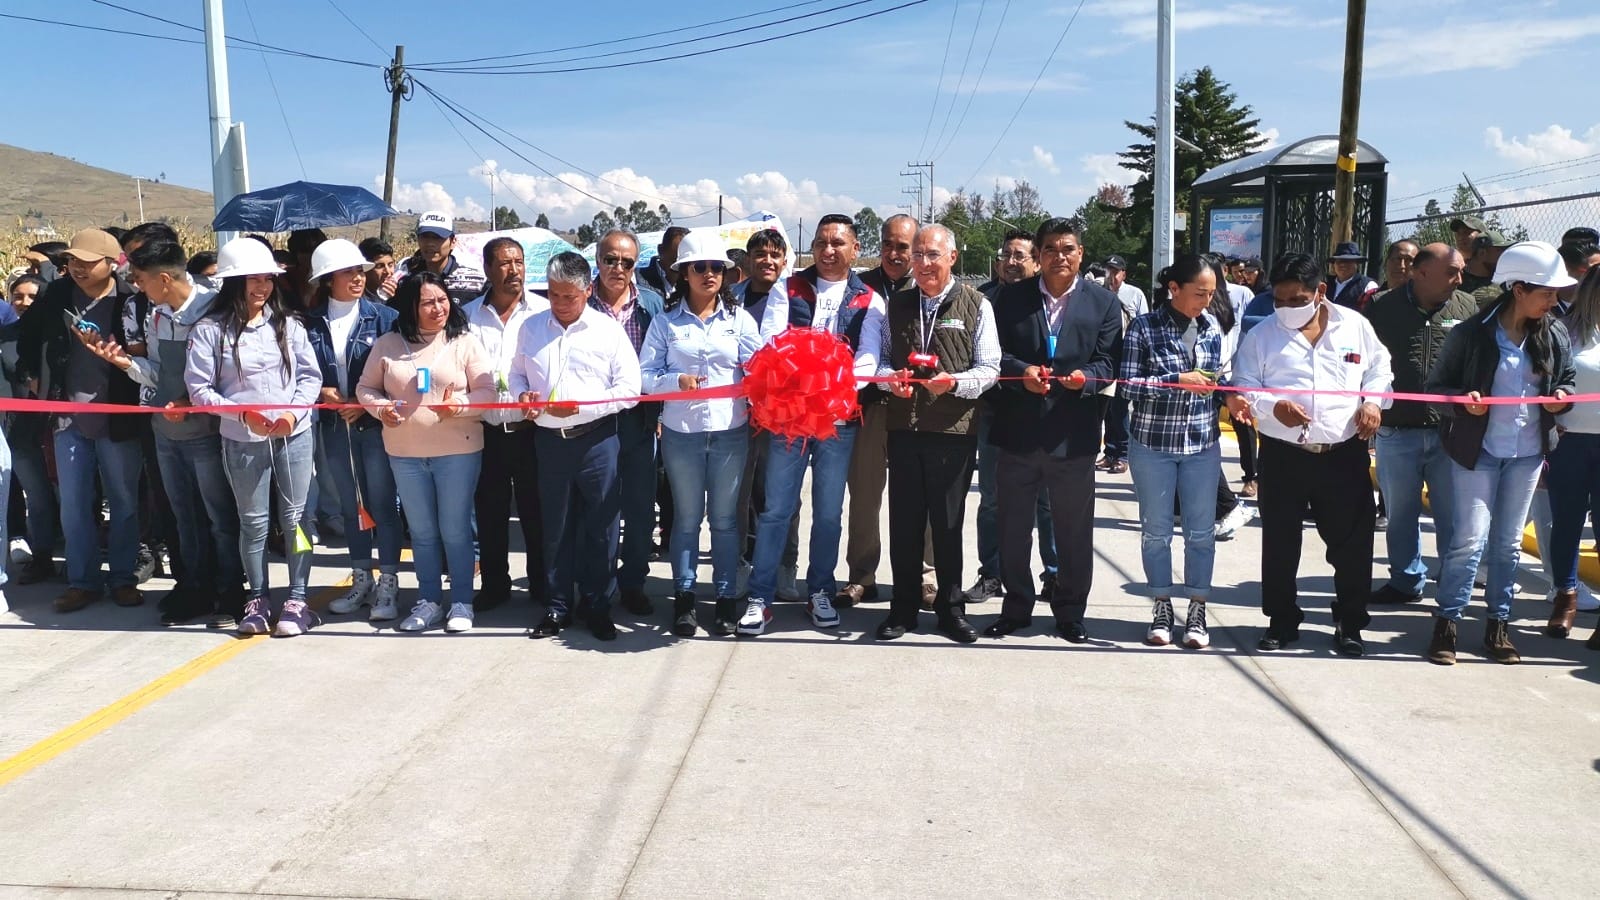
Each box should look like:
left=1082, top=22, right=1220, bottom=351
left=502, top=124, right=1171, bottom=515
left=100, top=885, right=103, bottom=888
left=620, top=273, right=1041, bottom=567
left=3, top=210, right=1600, bottom=664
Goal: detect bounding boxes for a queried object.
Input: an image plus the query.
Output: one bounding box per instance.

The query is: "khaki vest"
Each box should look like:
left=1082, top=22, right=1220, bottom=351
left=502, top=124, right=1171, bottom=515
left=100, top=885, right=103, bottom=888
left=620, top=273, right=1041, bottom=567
left=886, top=283, right=982, bottom=434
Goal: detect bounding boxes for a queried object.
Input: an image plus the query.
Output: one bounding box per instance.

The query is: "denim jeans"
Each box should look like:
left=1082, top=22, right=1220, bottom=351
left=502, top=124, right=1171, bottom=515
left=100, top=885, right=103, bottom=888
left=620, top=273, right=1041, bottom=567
left=749, top=423, right=858, bottom=604
left=1546, top=431, right=1600, bottom=592
left=0, top=429, right=10, bottom=590
left=54, top=427, right=143, bottom=590
left=1374, top=426, right=1456, bottom=596
left=1128, top=438, right=1220, bottom=599
left=616, top=410, right=658, bottom=592
left=8, top=426, right=59, bottom=561
left=154, top=431, right=242, bottom=594
left=222, top=431, right=314, bottom=599
left=975, top=408, right=1057, bottom=579
left=1436, top=452, right=1543, bottom=622
left=392, top=452, right=481, bottom=609
left=318, top=419, right=402, bottom=572
left=660, top=425, right=749, bottom=597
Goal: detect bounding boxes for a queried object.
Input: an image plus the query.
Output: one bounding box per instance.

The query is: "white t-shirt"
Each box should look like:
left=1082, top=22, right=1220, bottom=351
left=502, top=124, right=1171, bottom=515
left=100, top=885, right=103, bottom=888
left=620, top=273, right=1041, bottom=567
left=326, top=298, right=360, bottom=389
left=812, top=277, right=849, bottom=333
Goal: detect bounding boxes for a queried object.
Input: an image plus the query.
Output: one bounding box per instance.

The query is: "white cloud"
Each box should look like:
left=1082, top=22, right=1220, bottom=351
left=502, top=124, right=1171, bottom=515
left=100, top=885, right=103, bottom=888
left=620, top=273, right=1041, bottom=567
left=1080, top=152, right=1131, bottom=185
left=378, top=174, right=486, bottom=221
left=1032, top=145, right=1061, bottom=175
left=1484, top=124, right=1600, bottom=166
left=1072, top=2, right=1326, bottom=41
left=1363, top=16, right=1600, bottom=76
left=945, top=74, right=1084, bottom=95
left=1255, top=127, right=1282, bottom=149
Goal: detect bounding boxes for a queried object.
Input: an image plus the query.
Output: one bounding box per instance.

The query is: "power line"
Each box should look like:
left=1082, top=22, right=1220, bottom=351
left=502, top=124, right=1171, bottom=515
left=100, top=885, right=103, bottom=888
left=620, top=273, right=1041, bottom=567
left=912, top=0, right=962, bottom=162
left=931, top=0, right=1010, bottom=162
left=239, top=0, right=307, bottom=179
left=417, top=87, right=544, bottom=223
left=322, top=0, right=388, bottom=56
left=957, top=0, right=1086, bottom=195
left=80, top=0, right=380, bottom=69
left=926, top=0, right=987, bottom=164
left=1387, top=152, right=1600, bottom=208
left=409, top=0, right=930, bottom=76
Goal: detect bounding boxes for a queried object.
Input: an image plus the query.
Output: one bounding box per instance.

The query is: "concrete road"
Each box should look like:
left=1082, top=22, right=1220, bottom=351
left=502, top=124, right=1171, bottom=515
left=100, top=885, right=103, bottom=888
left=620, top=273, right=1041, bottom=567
left=1, top=445, right=1597, bottom=900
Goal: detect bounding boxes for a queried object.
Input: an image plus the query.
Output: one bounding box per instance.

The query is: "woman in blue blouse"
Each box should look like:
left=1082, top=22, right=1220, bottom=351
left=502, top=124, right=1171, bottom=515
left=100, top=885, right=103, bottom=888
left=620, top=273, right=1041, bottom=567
left=640, top=232, right=763, bottom=637
left=1119, top=254, right=1225, bottom=649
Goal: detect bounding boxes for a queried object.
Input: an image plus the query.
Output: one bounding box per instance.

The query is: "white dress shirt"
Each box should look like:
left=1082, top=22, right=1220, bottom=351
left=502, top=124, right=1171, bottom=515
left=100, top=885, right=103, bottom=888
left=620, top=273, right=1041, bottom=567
left=875, top=279, right=1000, bottom=400
left=1232, top=301, right=1394, bottom=445
left=465, top=291, right=550, bottom=426
left=507, top=305, right=641, bottom=429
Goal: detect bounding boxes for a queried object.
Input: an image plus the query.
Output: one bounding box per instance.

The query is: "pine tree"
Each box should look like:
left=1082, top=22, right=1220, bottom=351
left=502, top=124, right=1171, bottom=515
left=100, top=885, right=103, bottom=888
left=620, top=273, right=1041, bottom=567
left=853, top=207, right=883, bottom=256
left=534, top=212, right=551, bottom=229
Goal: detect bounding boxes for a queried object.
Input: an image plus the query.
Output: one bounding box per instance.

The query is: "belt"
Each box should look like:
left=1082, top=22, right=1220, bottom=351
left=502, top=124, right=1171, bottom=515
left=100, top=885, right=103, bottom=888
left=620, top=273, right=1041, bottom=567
left=1266, top=434, right=1354, bottom=455
left=540, top=414, right=617, bottom=441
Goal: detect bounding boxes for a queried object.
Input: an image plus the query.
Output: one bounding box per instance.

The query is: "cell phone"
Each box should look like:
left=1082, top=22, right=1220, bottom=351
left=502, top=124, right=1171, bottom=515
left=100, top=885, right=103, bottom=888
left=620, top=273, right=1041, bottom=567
left=416, top=367, right=431, bottom=393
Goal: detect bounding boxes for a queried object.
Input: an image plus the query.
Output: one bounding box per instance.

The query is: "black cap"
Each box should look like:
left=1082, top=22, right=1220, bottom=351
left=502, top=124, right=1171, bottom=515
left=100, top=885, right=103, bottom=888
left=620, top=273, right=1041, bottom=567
left=1103, top=255, right=1128, bottom=270
left=1561, top=226, right=1599, bottom=248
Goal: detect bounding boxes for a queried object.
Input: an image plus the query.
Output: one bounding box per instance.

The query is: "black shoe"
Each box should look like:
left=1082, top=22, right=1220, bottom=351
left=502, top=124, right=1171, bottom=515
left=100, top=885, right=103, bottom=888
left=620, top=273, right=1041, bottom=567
left=875, top=616, right=908, bottom=641
left=710, top=597, right=739, bottom=636
left=1257, top=627, right=1300, bottom=651
left=530, top=612, right=570, bottom=639
left=1334, top=625, right=1365, bottom=657
left=964, top=575, right=1003, bottom=603
left=18, top=558, right=59, bottom=585
left=473, top=586, right=511, bottom=612
left=939, top=616, right=979, bottom=644
left=1056, top=619, right=1088, bottom=643
left=134, top=544, right=157, bottom=585
left=157, top=589, right=208, bottom=626
left=209, top=587, right=245, bottom=630
left=982, top=616, right=1030, bottom=638
left=588, top=612, right=619, bottom=641
left=621, top=587, right=654, bottom=616
left=671, top=591, right=698, bottom=637
left=1040, top=572, right=1058, bottom=605
left=1369, top=584, right=1422, bottom=604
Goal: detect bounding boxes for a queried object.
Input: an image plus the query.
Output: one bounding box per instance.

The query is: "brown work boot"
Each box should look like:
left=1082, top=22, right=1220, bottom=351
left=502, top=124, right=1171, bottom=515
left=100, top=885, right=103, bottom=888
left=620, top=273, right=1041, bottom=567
left=835, top=583, right=873, bottom=607
left=1426, top=617, right=1457, bottom=666
left=1483, top=619, right=1521, bottom=665
left=112, top=585, right=145, bottom=608
left=54, top=587, right=99, bottom=613
left=1547, top=588, right=1578, bottom=638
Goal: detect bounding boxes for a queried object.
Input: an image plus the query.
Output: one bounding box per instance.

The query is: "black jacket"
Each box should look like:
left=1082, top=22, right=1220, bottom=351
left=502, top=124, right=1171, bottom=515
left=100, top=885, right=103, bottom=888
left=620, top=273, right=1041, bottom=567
left=988, top=275, right=1122, bottom=458
left=15, top=275, right=144, bottom=442
left=1425, top=295, right=1576, bottom=469
left=1364, top=283, right=1479, bottom=428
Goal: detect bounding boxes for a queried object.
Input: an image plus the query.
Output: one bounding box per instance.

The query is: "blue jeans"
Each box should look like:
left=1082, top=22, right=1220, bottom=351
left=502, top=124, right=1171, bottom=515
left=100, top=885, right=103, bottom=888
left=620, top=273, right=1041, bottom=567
left=975, top=409, right=1056, bottom=579
left=318, top=419, right=402, bottom=572
left=1436, top=452, right=1543, bottom=622
left=0, top=429, right=10, bottom=589
left=222, top=432, right=314, bottom=599
left=1374, top=426, right=1456, bottom=596
left=660, top=425, right=749, bottom=596
left=616, top=410, right=657, bottom=592
left=153, top=431, right=242, bottom=594
left=392, top=452, right=481, bottom=609
left=1128, top=438, right=1220, bottom=599
left=54, top=428, right=143, bottom=590
left=749, top=424, right=857, bottom=604
left=1546, top=431, right=1600, bottom=592
left=9, top=424, right=58, bottom=561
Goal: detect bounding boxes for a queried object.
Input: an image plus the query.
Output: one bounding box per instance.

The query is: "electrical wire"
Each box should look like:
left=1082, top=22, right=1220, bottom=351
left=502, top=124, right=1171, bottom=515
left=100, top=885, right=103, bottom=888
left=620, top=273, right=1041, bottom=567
left=80, top=0, right=381, bottom=69
left=323, top=0, right=389, bottom=56
left=926, top=0, right=987, bottom=164
left=912, top=0, right=962, bottom=162
left=239, top=0, right=307, bottom=179
left=956, top=0, right=1086, bottom=195
left=1387, top=152, right=1600, bottom=209
left=931, top=0, right=1010, bottom=162
left=417, top=87, right=544, bottom=224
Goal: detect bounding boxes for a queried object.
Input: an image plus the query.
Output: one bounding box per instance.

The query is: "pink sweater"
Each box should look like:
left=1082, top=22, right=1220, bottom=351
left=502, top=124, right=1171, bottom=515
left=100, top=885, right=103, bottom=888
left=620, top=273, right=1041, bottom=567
left=357, top=330, right=497, bottom=458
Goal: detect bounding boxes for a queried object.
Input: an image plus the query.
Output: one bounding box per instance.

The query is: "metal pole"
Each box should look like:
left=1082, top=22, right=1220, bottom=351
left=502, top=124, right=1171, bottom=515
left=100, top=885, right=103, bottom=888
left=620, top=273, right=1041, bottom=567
left=1330, top=0, right=1366, bottom=251
left=380, top=45, right=405, bottom=241
left=1153, top=0, right=1176, bottom=277
left=202, top=0, right=236, bottom=245
left=718, top=194, right=723, bottom=226
left=134, top=177, right=145, bottom=222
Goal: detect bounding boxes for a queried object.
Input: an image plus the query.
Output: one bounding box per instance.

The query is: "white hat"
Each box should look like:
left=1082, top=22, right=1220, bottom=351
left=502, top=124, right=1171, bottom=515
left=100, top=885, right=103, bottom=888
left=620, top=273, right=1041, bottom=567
left=1493, top=240, right=1578, bottom=289
left=214, top=237, right=281, bottom=279
left=671, top=229, right=733, bottom=270
left=417, top=211, right=454, bottom=238
left=308, top=238, right=374, bottom=282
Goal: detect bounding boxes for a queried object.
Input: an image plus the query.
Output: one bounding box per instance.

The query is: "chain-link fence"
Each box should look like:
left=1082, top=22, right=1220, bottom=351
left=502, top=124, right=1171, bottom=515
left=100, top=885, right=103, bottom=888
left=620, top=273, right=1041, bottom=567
left=1385, top=191, right=1600, bottom=246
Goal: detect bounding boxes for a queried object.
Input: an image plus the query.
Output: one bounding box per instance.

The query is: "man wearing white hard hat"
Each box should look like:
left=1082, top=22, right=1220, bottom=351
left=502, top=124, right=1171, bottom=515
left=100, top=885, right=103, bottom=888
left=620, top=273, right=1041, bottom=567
left=303, top=239, right=405, bottom=622
left=15, top=228, right=147, bottom=614
left=398, top=211, right=486, bottom=306
left=1424, top=241, right=1577, bottom=666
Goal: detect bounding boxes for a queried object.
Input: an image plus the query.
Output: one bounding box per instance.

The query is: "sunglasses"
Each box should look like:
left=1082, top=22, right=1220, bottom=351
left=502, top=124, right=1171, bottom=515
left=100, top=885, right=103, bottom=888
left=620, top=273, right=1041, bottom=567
left=688, top=260, right=727, bottom=275
left=601, top=255, right=636, bottom=269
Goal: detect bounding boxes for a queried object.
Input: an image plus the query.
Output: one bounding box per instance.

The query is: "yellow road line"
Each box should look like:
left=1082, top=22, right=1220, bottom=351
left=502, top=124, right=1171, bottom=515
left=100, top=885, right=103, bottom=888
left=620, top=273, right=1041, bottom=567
left=0, top=578, right=352, bottom=790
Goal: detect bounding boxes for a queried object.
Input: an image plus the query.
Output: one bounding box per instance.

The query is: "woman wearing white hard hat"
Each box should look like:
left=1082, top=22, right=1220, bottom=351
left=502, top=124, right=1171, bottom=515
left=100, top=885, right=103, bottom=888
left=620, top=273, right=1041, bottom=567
left=184, top=237, right=324, bottom=637
left=1545, top=265, right=1600, bottom=649
left=303, top=239, right=405, bottom=622
left=1425, top=241, right=1577, bottom=665
left=639, top=230, right=763, bottom=636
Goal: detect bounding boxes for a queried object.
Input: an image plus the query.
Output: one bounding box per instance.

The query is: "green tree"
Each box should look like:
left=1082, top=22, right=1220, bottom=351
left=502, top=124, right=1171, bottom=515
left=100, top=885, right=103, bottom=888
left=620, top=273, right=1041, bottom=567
left=1076, top=184, right=1139, bottom=267
left=853, top=206, right=883, bottom=256
left=590, top=209, right=616, bottom=238
left=1118, top=66, right=1267, bottom=287
left=492, top=206, right=526, bottom=230
left=656, top=204, right=673, bottom=228
left=534, top=212, right=551, bottom=229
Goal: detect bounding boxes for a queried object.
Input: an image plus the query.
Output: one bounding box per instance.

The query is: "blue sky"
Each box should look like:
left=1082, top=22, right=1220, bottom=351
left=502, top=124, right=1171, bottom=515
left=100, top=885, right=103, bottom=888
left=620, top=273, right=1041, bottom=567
left=8, top=0, right=1599, bottom=239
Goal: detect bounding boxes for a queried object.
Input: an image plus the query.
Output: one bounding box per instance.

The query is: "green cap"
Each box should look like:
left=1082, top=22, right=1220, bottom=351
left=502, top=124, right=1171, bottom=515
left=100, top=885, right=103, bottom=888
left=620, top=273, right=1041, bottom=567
left=1450, top=215, right=1487, bottom=233
left=1476, top=229, right=1515, bottom=249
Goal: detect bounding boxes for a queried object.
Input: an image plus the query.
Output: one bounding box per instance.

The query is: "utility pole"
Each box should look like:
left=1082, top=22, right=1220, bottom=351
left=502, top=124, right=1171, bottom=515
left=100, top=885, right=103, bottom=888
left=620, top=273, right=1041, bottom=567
left=1153, top=0, right=1176, bottom=278
left=718, top=194, right=724, bottom=226
left=380, top=45, right=410, bottom=241
left=202, top=0, right=237, bottom=245
left=907, top=161, right=934, bottom=222
left=134, top=177, right=146, bottom=222
left=490, top=172, right=496, bottom=229
left=1329, top=0, right=1367, bottom=252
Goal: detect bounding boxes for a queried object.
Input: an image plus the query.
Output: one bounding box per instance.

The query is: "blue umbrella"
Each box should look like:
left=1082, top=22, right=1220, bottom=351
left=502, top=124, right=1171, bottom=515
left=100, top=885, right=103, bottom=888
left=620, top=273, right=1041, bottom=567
left=211, top=180, right=398, bottom=232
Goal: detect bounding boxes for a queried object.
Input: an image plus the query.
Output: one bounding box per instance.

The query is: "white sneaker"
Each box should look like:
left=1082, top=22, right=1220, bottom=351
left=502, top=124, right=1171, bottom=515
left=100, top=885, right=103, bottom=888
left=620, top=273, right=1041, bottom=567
left=1146, top=598, right=1174, bottom=645
left=738, top=600, right=773, bottom=636
left=0, top=589, right=9, bottom=615
left=9, top=537, right=32, bottom=565
left=370, top=573, right=400, bottom=621
left=329, top=569, right=374, bottom=614
left=445, top=602, right=474, bottom=633
left=777, top=565, right=800, bottom=602
left=1183, top=600, right=1211, bottom=649
left=736, top=561, right=753, bottom=597
left=398, top=600, right=444, bottom=632
left=1214, top=503, right=1256, bottom=541
left=808, top=590, right=840, bottom=628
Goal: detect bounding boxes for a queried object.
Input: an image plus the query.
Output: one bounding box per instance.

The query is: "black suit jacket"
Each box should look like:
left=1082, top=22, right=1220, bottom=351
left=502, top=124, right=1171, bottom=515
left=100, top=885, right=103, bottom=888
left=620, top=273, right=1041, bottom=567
left=988, top=275, right=1122, bottom=458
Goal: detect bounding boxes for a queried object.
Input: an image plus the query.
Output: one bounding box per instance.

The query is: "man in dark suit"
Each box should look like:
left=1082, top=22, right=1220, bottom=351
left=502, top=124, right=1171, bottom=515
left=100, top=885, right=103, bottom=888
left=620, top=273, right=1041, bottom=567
left=639, top=226, right=689, bottom=299
left=982, top=218, right=1122, bottom=642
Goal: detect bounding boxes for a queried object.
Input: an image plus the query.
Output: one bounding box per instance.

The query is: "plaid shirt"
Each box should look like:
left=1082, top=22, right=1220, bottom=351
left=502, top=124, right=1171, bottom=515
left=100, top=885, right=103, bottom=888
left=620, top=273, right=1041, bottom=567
left=588, top=288, right=645, bottom=353
left=1118, top=307, right=1224, bottom=454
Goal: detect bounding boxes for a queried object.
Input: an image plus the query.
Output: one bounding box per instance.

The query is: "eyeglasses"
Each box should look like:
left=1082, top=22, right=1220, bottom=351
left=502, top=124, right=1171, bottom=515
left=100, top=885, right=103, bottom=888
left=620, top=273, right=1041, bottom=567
left=689, top=261, right=727, bottom=275
left=996, top=251, right=1031, bottom=262
left=910, top=251, right=948, bottom=263
left=601, top=255, right=636, bottom=269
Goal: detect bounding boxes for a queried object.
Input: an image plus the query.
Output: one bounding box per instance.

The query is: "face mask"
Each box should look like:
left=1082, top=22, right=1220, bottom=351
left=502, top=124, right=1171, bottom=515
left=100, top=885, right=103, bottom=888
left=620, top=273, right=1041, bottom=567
left=1276, top=299, right=1318, bottom=330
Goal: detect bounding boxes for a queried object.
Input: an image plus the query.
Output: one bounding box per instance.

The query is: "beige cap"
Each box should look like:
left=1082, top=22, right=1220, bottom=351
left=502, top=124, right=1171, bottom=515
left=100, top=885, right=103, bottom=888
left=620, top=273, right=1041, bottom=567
left=62, top=228, right=122, bottom=262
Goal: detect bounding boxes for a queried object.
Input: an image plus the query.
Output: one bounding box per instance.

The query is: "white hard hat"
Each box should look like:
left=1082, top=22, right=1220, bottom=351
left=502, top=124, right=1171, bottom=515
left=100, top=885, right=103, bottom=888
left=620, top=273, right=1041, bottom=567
left=1493, top=240, right=1578, bottom=289
left=214, top=237, right=282, bottom=279
left=671, top=229, right=733, bottom=270
left=308, top=238, right=374, bottom=282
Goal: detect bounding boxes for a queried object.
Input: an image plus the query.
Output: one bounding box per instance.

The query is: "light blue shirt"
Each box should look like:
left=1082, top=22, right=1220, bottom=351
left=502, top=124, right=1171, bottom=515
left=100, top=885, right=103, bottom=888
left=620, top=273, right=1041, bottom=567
left=639, top=300, right=762, bottom=434
left=1484, top=324, right=1543, bottom=459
